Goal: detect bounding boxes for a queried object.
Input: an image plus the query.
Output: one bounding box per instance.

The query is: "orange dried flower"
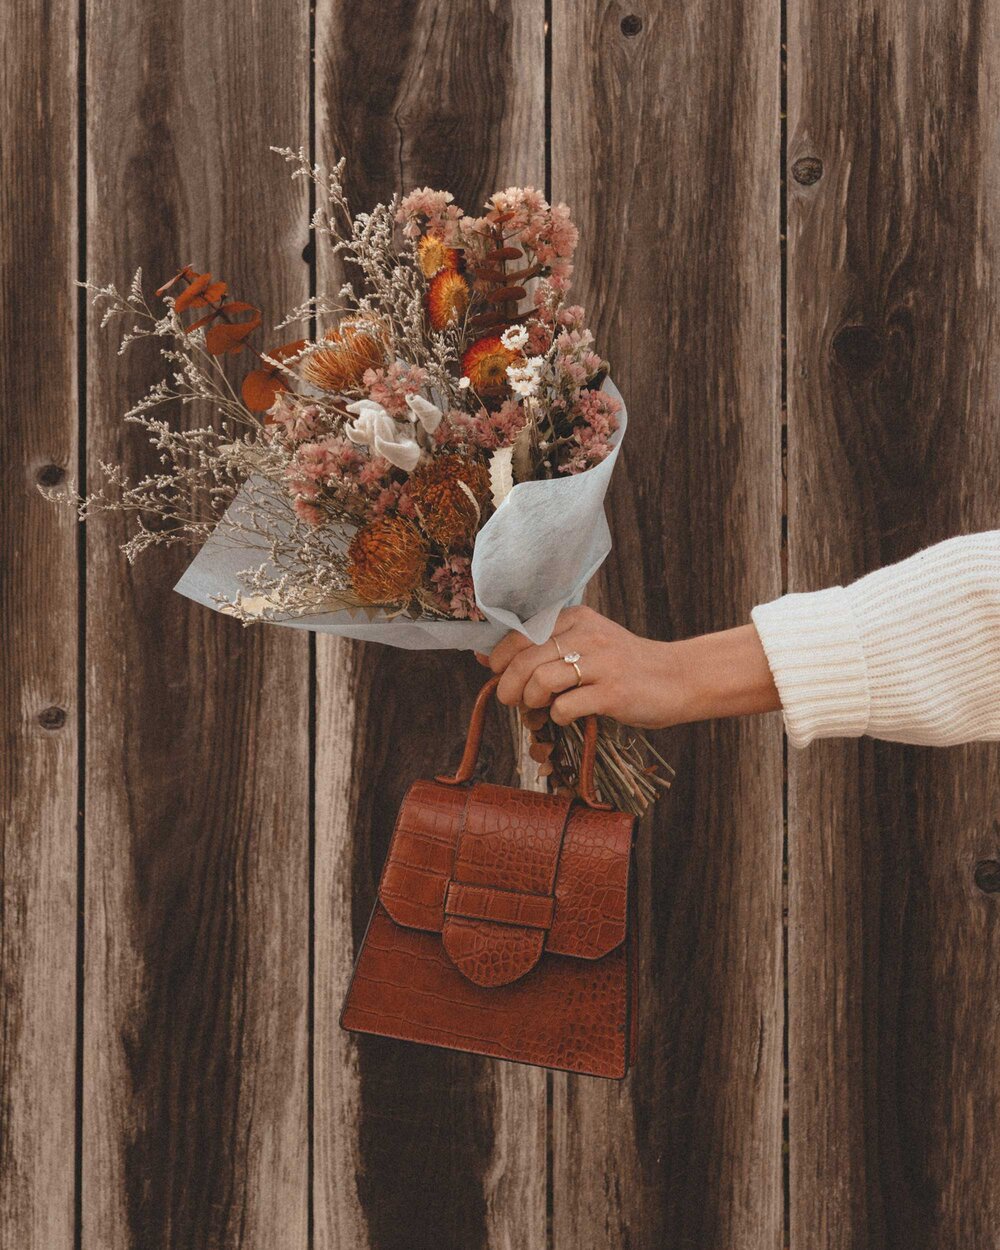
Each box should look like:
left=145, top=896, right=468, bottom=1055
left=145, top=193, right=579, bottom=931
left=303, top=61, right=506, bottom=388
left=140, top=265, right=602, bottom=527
left=418, top=236, right=460, bottom=278
left=461, top=336, right=518, bottom=394
left=426, top=270, right=470, bottom=330
left=410, top=454, right=490, bottom=549
left=301, top=317, right=386, bottom=393
left=347, top=516, right=428, bottom=604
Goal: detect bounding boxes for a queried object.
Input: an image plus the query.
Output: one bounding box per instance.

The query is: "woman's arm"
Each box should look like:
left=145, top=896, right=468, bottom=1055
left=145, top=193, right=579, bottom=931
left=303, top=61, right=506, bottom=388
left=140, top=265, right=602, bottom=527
left=482, top=613, right=780, bottom=730
left=483, top=530, right=1000, bottom=747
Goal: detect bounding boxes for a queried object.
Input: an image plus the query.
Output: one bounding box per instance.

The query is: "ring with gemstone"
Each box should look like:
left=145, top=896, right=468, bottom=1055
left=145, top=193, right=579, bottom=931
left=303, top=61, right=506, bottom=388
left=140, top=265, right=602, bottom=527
left=562, top=651, right=583, bottom=685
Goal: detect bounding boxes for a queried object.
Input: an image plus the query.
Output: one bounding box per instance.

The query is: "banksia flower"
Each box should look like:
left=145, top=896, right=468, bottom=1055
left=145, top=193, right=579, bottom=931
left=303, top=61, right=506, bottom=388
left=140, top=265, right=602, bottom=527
left=461, top=336, right=518, bottom=394
left=418, top=235, right=459, bottom=278
left=410, top=454, right=490, bottom=549
left=426, top=270, right=470, bottom=330
left=301, top=317, right=386, bottom=393
left=347, top=515, right=428, bottom=603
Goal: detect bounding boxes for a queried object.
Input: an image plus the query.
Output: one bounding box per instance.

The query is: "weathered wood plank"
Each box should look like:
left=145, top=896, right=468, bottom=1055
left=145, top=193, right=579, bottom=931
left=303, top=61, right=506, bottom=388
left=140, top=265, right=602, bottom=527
left=787, top=2, right=1000, bottom=1245
left=313, top=5, right=546, bottom=1249
left=550, top=4, right=784, bottom=1248
left=0, top=3, right=79, bottom=1248
left=82, top=4, right=311, bottom=1247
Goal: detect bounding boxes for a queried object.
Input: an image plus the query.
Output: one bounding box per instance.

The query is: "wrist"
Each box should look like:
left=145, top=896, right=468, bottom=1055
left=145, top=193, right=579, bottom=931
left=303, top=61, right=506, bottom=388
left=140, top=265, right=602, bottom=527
left=671, top=624, right=781, bottom=725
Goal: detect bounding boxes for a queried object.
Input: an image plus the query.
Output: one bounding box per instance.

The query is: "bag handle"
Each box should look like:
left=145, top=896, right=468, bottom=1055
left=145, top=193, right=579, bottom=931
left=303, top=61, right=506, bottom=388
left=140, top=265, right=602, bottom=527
left=436, top=673, right=612, bottom=811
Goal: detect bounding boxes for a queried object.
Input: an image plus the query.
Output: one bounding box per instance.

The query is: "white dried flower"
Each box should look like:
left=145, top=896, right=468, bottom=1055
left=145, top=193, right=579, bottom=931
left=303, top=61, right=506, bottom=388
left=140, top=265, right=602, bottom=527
left=344, top=399, right=421, bottom=471
left=500, top=325, right=529, bottom=351
left=506, top=355, right=544, bottom=398
left=457, top=376, right=471, bottom=390
left=404, top=393, right=444, bottom=434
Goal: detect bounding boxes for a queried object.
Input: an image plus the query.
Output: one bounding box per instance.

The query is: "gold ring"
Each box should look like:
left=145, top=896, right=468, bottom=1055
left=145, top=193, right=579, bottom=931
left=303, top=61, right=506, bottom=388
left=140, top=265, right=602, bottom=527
left=550, top=635, right=565, bottom=660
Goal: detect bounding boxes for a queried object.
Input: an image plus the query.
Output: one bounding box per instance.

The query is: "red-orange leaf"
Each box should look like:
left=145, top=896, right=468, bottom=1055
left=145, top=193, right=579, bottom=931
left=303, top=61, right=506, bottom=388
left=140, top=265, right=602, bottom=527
left=155, top=265, right=197, bottom=297
left=519, top=707, right=549, bottom=731
left=486, top=285, right=527, bottom=304
left=201, top=280, right=227, bottom=304
left=205, top=312, right=261, bottom=356
left=264, top=338, right=307, bottom=364
left=185, top=311, right=220, bottom=333
left=173, top=272, right=213, bottom=312
left=242, top=370, right=288, bottom=412
left=469, top=264, right=507, bottom=282
left=241, top=339, right=307, bottom=412
left=528, top=740, right=555, bottom=763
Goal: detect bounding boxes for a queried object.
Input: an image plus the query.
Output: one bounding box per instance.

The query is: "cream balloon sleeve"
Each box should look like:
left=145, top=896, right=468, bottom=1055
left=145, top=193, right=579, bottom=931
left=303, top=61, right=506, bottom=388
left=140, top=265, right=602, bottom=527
left=750, top=531, right=1000, bottom=748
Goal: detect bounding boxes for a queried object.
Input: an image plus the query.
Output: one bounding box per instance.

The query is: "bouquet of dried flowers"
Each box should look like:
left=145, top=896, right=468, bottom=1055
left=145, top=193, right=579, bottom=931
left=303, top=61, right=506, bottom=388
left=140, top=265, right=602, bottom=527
left=60, top=148, right=671, bottom=813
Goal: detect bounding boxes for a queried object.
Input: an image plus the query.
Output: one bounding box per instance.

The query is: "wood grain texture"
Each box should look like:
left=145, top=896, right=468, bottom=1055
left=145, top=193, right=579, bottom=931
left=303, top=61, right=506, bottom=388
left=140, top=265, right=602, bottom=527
left=82, top=4, right=311, bottom=1247
left=550, top=4, right=784, bottom=1248
left=787, top=1, right=1000, bottom=1245
left=0, top=3, right=79, bottom=1248
left=312, top=4, right=546, bottom=1249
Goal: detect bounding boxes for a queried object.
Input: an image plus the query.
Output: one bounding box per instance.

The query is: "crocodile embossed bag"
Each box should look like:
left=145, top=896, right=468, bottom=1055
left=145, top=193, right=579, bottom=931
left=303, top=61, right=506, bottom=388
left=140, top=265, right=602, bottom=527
left=340, top=674, right=639, bottom=1079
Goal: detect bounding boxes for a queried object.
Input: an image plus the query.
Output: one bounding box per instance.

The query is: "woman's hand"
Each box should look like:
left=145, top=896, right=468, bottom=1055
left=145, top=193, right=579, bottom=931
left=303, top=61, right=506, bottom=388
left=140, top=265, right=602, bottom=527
left=478, top=605, right=781, bottom=729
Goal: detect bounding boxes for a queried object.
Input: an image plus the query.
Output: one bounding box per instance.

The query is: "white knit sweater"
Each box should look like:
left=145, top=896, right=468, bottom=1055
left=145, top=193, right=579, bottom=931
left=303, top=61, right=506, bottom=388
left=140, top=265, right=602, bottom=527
left=750, top=531, right=1000, bottom=748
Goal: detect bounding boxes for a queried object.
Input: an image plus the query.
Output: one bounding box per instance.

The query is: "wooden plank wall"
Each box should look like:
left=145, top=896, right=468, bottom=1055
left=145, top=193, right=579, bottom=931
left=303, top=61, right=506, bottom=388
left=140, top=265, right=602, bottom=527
left=1, top=2, right=79, bottom=1249
left=2, top=2, right=999, bottom=1249
left=82, top=3, right=312, bottom=1246
left=549, top=4, right=784, bottom=1249
left=312, top=7, right=544, bottom=1249
left=786, top=1, right=1000, bottom=1246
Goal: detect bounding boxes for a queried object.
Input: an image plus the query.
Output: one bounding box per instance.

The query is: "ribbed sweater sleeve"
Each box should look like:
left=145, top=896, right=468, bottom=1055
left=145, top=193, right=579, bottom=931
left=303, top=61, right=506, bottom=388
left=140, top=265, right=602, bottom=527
left=750, top=531, right=1000, bottom=748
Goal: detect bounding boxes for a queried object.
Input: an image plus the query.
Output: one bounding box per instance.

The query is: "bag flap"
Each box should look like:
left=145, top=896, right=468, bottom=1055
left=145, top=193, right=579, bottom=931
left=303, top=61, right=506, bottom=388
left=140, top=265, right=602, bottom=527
left=546, top=803, right=635, bottom=959
left=441, top=783, right=573, bottom=986
left=378, top=779, right=635, bottom=988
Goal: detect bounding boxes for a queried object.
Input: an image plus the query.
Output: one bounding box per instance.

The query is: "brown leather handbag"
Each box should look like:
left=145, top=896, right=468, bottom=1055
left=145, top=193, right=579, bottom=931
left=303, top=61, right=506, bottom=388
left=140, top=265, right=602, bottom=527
left=340, top=674, right=639, bottom=1079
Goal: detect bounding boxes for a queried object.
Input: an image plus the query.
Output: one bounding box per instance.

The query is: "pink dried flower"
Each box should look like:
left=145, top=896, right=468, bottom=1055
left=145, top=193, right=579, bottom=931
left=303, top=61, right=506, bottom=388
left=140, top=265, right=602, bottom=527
left=358, top=456, right=392, bottom=489
left=294, top=498, right=327, bottom=527
left=557, top=390, right=621, bottom=474
left=575, top=388, right=622, bottom=439
left=371, top=480, right=417, bottom=518
left=435, top=403, right=527, bottom=452
left=267, top=394, right=323, bottom=447
left=291, top=440, right=339, bottom=484
left=396, top=187, right=464, bottom=240
left=287, top=436, right=366, bottom=496
left=556, top=304, right=587, bottom=330
left=430, top=555, right=484, bottom=621
left=362, top=362, right=428, bottom=416
left=492, top=399, right=528, bottom=446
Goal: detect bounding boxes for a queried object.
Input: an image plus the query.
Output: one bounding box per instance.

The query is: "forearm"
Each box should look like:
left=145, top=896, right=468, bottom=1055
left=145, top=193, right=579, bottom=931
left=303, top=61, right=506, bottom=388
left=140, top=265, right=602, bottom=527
left=670, top=625, right=781, bottom=724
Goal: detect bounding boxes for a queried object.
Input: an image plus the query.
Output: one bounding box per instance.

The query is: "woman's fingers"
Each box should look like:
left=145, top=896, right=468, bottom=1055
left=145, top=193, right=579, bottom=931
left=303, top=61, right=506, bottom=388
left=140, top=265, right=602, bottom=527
left=521, top=658, right=582, bottom=708
left=550, top=683, right=601, bottom=725
left=487, top=606, right=589, bottom=677
left=496, top=637, right=566, bottom=705
left=486, top=629, right=536, bottom=674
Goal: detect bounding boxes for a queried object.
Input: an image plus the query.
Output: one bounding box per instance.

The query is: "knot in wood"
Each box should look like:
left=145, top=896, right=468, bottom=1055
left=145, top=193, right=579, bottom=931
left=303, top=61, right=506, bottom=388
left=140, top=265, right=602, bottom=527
left=36, top=463, right=66, bottom=487
left=38, top=706, right=67, bottom=730
left=791, top=156, right=824, bottom=185
left=831, top=324, right=883, bottom=375
left=973, top=860, right=1000, bottom=893
left=620, top=14, right=643, bottom=36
